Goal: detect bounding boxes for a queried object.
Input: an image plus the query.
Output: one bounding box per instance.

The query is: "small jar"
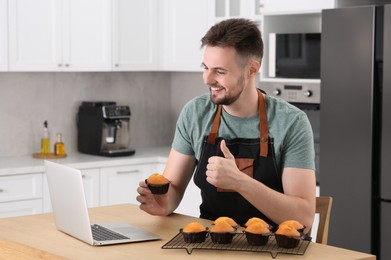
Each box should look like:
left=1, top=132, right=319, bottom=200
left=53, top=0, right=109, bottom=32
left=54, top=133, right=66, bottom=156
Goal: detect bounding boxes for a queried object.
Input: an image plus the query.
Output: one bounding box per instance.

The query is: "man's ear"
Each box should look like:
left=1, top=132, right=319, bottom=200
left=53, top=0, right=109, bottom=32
left=248, top=59, right=261, bottom=76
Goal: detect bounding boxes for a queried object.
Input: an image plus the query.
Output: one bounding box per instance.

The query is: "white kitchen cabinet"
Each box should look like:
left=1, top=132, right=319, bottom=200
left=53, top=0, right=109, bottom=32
left=8, top=0, right=111, bottom=71
left=0, top=199, right=43, bottom=218
left=161, top=0, right=210, bottom=71
left=153, top=162, right=166, bottom=173
left=43, top=167, right=100, bottom=212
left=100, top=164, right=153, bottom=206
left=175, top=179, right=201, bottom=217
left=0, top=173, right=43, bottom=203
left=0, top=0, right=8, bottom=71
left=112, top=0, right=159, bottom=71
left=0, top=173, right=43, bottom=218
left=211, top=0, right=262, bottom=20
left=259, top=0, right=335, bottom=14
left=81, top=168, right=101, bottom=207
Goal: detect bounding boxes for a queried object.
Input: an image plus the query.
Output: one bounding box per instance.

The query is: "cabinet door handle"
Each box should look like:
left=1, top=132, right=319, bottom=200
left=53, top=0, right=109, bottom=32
left=116, top=170, right=140, bottom=174
left=0, top=189, right=4, bottom=193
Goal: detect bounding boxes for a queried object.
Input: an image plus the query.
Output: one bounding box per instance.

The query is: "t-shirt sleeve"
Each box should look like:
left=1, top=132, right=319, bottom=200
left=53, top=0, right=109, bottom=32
left=281, top=112, right=315, bottom=170
left=172, top=102, right=195, bottom=156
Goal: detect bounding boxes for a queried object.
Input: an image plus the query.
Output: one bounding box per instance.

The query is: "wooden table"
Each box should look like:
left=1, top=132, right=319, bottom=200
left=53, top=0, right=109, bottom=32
left=0, top=204, right=376, bottom=260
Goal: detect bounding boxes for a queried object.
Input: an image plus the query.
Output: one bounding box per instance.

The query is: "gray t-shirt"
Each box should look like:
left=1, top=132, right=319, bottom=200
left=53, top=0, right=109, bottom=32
left=172, top=92, right=315, bottom=173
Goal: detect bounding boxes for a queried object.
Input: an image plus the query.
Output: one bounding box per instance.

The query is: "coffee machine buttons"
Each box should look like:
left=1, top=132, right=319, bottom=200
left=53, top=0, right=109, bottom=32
left=102, top=106, right=131, bottom=119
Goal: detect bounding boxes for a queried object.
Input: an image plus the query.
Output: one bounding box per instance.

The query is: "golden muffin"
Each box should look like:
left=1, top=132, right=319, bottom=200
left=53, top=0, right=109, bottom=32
left=213, top=216, right=238, bottom=228
left=244, top=217, right=269, bottom=228
left=279, top=220, right=305, bottom=231
left=209, top=221, right=235, bottom=244
left=145, top=173, right=170, bottom=194
left=245, top=222, right=271, bottom=234
left=244, top=222, right=272, bottom=246
left=275, top=222, right=303, bottom=249
left=181, top=222, right=208, bottom=243
left=275, top=225, right=301, bottom=237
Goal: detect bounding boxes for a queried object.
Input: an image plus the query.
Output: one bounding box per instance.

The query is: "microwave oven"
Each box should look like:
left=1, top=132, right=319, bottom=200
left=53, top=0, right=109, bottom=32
left=268, top=33, right=321, bottom=79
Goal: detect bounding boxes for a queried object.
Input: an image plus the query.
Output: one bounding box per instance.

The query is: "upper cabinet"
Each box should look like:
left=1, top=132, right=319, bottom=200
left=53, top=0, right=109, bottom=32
left=8, top=0, right=111, bottom=71
left=211, top=0, right=262, bottom=21
left=259, top=0, right=335, bottom=14
left=3, top=1, right=333, bottom=72
left=112, top=0, right=211, bottom=72
left=112, top=0, right=159, bottom=71
left=161, top=0, right=210, bottom=71
left=0, top=0, right=8, bottom=71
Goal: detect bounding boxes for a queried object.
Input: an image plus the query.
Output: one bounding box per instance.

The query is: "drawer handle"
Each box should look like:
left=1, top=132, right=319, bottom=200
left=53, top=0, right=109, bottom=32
left=116, top=170, right=140, bottom=174
left=0, top=189, right=4, bottom=193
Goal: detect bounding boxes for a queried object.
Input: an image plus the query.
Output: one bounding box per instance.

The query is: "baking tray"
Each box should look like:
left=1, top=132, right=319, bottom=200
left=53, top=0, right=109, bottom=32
left=162, top=232, right=311, bottom=259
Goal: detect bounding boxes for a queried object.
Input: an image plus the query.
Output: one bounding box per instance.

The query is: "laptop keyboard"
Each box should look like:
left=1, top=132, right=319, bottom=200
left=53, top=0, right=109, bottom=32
left=91, top=224, right=130, bottom=241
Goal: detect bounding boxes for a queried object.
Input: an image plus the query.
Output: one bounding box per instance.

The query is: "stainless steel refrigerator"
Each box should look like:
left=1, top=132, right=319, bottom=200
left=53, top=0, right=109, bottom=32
left=320, top=4, right=391, bottom=259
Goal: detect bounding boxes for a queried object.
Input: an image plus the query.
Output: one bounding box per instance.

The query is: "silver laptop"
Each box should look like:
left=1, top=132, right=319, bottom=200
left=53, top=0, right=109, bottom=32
left=44, top=160, right=160, bottom=246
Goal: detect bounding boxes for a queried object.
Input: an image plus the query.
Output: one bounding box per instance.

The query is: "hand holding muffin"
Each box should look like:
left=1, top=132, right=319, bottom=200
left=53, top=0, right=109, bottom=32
left=136, top=173, right=171, bottom=216
left=145, top=173, right=170, bottom=194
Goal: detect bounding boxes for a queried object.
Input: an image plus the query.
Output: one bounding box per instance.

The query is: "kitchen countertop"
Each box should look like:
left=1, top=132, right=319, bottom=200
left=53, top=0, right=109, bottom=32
left=0, top=146, right=170, bottom=176
left=0, top=203, right=376, bottom=260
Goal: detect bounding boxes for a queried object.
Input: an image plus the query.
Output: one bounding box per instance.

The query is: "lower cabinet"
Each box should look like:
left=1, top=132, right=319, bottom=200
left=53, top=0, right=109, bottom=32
left=80, top=168, right=101, bottom=208
left=100, top=164, right=153, bottom=206
left=0, top=173, right=43, bottom=218
left=1, top=158, right=167, bottom=218
left=174, top=179, right=201, bottom=217
left=0, top=199, right=43, bottom=218
left=43, top=168, right=100, bottom=213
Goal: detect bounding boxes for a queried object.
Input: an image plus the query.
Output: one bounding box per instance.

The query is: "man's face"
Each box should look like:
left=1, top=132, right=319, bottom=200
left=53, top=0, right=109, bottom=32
left=202, top=46, right=248, bottom=106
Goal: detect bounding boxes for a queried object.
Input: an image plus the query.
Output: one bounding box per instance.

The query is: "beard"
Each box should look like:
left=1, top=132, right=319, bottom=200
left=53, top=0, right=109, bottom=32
left=209, top=88, right=239, bottom=105
left=209, top=76, right=245, bottom=105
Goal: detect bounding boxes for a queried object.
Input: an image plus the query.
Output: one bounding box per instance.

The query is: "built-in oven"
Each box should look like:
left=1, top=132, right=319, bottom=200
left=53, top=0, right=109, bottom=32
left=262, top=80, right=321, bottom=185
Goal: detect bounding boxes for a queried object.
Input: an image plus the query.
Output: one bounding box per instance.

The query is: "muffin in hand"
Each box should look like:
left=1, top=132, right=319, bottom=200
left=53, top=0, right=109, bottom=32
left=145, top=173, right=170, bottom=194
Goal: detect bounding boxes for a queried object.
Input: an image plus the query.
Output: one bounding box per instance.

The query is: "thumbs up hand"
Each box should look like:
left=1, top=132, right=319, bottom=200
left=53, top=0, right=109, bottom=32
left=205, top=140, right=240, bottom=191
left=220, top=139, right=234, bottom=160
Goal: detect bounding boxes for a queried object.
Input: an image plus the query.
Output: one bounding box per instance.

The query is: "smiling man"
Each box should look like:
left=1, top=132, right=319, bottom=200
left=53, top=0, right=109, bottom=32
left=137, top=18, right=316, bottom=233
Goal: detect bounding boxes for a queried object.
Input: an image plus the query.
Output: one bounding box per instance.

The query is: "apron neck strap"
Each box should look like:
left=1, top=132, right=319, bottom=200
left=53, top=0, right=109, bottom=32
left=207, top=89, right=269, bottom=157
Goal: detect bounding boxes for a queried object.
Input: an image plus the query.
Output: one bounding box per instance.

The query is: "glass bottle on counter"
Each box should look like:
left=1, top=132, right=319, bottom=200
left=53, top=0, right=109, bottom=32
left=54, top=133, right=66, bottom=156
left=41, top=121, right=50, bottom=154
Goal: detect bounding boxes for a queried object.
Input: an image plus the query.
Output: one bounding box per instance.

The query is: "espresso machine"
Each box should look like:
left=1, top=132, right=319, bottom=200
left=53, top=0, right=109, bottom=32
left=77, top=101, right=135, bottom=157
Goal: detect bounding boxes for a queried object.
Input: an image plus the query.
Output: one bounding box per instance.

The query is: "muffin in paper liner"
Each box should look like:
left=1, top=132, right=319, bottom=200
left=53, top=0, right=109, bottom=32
left=244, top=231, right=272, bottom=246
left=275, top=234, right=301, bottom=249
left=145, top=179, right=170, bottom=194
left=275, top=219, right=305, bottom=248
left=210, top=232, right=236, bottom=244
left=181, top=229, right=209, bottom=243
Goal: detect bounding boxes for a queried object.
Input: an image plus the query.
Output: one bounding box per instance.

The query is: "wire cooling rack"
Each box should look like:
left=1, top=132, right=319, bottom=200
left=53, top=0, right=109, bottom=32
left=162, top=232, right=311, bottom=259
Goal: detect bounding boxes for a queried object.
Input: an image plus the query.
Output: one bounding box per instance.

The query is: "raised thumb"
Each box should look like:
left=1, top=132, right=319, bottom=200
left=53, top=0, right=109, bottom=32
left=220, top=140, right=234, bottom=159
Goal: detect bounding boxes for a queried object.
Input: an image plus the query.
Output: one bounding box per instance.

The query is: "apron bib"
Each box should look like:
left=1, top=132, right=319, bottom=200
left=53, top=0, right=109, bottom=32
left=194, top=90, right=283, bottom=227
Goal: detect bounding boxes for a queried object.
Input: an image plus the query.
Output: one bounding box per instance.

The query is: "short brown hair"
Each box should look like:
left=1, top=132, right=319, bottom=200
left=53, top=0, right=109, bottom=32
left=201, top=18, right=263, bottom=63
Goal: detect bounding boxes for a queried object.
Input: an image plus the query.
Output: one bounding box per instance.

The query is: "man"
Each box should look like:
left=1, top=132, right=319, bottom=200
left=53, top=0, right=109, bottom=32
left=137, top=18, right=316, bottom=232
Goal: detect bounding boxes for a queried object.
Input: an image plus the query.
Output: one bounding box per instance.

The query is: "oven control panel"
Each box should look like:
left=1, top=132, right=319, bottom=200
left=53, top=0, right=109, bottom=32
left=261, top=80, right=320, bottom=104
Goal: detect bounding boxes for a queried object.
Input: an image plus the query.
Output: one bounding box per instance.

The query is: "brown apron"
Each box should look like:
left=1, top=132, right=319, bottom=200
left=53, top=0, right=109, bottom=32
left=193, top=90, right=283, bottom=228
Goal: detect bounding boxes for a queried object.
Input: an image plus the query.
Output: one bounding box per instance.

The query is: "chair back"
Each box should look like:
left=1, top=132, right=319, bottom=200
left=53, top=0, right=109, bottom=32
left=315, top=196, right=333, bottom=244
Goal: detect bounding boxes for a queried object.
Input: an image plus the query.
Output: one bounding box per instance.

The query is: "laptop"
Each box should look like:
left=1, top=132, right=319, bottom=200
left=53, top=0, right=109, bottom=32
left=44, top=160, right=160, bottom=246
